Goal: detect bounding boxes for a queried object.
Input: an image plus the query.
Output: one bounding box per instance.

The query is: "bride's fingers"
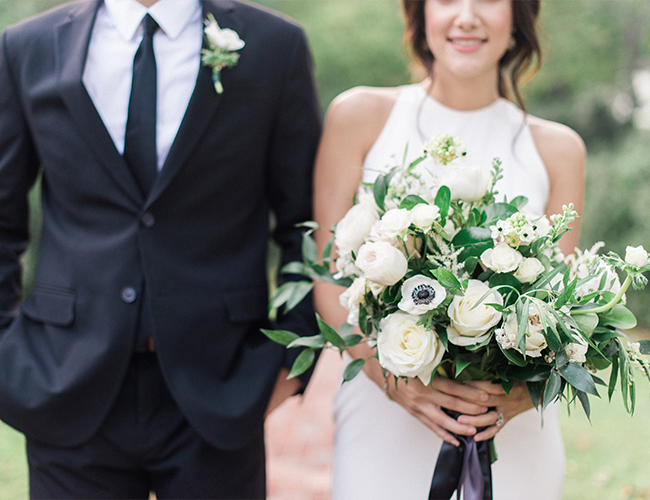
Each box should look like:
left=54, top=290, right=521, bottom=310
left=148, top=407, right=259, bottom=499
left=411, top=405, right=476, bottom=444
left=432, top=391, right=488, bottom=416
left=431, top=377, right=490, bottom=402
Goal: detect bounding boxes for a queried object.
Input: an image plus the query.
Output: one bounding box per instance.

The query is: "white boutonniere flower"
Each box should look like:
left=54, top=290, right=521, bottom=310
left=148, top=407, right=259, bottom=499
left=201, top=13, right=245, bottom=94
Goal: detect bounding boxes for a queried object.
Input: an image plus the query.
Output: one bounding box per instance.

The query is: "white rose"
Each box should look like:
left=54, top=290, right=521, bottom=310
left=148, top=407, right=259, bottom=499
left=566, top=334, right=588, bottom=363
left=377, top=209, right=413, bottom=241
left=339, top=277, right=368, bottom=325
left=334, top=204, right=379, bottom=255
left=205, top=24, right=245, bottom=51
left=447, top=280, right=503, bottom=346
left=377, top=312, right=445, bottom=384
left=398, top=276, right=447, bottom=315
left=481, top=244, right=524, bottom=273
left=514, top=257, right=545, bottom=284
left=411, top=203, right=440, bottom=232
left=625, top=245, right=648, bottom=268
left=440, top=164, right=491, bottom=203
left=501, top=305, right=548, bottom=357
left=356, top=241, right=408, bottom=286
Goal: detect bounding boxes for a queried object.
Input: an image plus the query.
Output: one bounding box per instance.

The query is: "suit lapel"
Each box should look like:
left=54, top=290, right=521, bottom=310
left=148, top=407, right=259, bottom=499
left=147, top=0, right=245, bottom=206
left=55, top=0, right=144, bottom=206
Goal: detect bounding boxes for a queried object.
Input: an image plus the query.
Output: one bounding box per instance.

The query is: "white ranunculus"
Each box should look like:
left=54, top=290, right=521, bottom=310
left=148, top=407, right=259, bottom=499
left=377, top=312, right=445, bottom=384
left=501, top=304, right=548, bottom=357
left=398, top=276, right=447, bottom=315
left=566, top=334, right=589, bottom=363
left=514, top=257, right=545, bottom=284
left=204, top=22, right=245, bottom=51
left=447, top=280, right=503, bottom=346
left=339, top=277, right=368, bottom=325
left=411, top=203, right=440, bottom=232
left=378, top=209, right=413, bottom=240
left=440, top=163, right=491, bottom=203
left=355, top=241, right=408, bottom=286
left=625, top=245, right=648, bottom=268
left=334, top=254, right=359, bottom=279
left=334, top=203, right=379, bottom=256
left=481, top=244, right=524, bottom=273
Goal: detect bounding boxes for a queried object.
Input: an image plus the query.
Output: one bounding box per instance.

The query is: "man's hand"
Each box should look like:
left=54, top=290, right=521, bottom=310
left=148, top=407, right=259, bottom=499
left=264, top=367, right=302, bottom=418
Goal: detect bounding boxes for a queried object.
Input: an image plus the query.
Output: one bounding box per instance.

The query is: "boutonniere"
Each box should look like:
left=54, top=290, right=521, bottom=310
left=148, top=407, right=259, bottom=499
left=201, top=13, right=245, bottom=94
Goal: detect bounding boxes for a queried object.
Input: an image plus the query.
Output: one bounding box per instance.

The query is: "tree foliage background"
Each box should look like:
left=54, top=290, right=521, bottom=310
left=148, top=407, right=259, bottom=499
left=1, top=0, right=649, bottom=326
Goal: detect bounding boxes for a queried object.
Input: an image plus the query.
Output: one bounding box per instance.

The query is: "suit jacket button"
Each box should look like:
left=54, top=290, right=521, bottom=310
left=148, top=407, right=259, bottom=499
left=141, top=212, right=155, bottom=228
left=121, top=287, right=137, bottom=303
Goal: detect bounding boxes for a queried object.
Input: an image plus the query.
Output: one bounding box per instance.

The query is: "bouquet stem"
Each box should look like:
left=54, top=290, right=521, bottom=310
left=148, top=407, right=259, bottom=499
left=572, top=275, right=632, bottom=316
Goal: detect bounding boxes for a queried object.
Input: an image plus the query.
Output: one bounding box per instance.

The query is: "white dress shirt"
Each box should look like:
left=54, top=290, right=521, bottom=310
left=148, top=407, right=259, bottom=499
left=83, top=0, right=203, bottom=171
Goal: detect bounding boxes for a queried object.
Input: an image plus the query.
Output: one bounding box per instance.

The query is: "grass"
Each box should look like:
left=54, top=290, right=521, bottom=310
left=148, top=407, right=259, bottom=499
left=0, top=422, right=27, bottom=499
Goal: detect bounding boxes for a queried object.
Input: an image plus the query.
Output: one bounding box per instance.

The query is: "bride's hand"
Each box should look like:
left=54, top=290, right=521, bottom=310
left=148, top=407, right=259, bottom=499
left=385, top=375, right=491, bottom=447
left=456, top=380, right=535, bottom=442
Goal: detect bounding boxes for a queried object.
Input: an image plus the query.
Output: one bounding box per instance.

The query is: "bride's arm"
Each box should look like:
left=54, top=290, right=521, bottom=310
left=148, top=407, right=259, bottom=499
left=313, top=88, right=494, bottom=446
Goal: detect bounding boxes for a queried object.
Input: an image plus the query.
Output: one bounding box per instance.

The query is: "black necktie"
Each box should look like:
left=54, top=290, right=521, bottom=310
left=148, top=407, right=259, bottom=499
left=124, top=14, right=159, bottom=196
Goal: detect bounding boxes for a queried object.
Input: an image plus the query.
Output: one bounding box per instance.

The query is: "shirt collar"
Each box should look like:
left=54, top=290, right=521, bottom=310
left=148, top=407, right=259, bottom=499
left=104, top=0, right=202, bottom=41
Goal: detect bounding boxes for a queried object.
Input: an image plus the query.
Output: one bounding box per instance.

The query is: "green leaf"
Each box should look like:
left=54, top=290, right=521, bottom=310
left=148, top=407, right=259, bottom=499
left=509, top=196, right=529, bottom=210
left=342, top=358, right=366, bottom=382
left=559, top=362, right=599, bottom=396
left=287, top=334, right=327, bottom=349
left=301, top=232, right=318, bottom=264
left=399, top=195, right=428, bottom=210
left=316, top=314, right=346, bottom=349
left=455, top=358, right=473, bottom=377
left=543, top=370, right=562, bottom=409
left=281, top=261, right=307, bottom=276
left=499, top=343, right=527, bottom=367
left=527, top=381, right=544, bottom=409
left=572, top=313, right=599, bottom=337
left=342, top=333, right=364, bottom=347
left=284, top=281, right=314, bottom=313
left=435, top=186, right=451, bottom=221
left=600, top=305, right=638, bottom=330
left=431, top=268, right=461, bottom=290
left=288, top=349, right=315, bottom=379
left=576, top=390, right=591, bottom=420
left=483, top=202, right=519, bottom=227
left=261, top=329, right=299, bottom=347
left=608, top=355, right=618, bottom=401
left=452, top=227, right=493, bottom=259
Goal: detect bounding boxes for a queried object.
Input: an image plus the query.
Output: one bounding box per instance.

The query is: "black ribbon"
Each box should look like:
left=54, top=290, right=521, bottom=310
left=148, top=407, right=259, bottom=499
left=429, top=409, right=493, bottom=500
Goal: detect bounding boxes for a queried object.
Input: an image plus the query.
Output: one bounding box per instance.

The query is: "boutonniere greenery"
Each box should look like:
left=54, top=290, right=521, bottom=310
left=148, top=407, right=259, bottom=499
left=201, top=13, right=245, bottom=94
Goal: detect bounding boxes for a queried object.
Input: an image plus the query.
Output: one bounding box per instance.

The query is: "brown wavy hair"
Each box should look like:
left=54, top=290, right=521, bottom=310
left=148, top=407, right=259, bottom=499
left=401, top=0, right=542, bottom=111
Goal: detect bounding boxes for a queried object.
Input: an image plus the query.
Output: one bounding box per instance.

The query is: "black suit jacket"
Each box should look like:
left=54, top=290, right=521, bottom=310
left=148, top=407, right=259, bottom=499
left=0, top=0, right=320, bottom=449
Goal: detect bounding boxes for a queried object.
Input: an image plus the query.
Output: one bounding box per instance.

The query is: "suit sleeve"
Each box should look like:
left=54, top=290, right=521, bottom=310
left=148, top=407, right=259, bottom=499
left=0, top=30, right=41, bottom=330
left=266, top=26, right=321, bottom=382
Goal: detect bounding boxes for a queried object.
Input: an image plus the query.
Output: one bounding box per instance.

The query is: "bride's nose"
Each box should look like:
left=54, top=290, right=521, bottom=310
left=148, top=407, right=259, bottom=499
left=454, top=0, right=480, bottom=30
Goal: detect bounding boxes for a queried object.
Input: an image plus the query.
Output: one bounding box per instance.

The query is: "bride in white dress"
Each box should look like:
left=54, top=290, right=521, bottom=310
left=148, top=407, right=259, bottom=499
left=313, top=1, right=586, bottom=499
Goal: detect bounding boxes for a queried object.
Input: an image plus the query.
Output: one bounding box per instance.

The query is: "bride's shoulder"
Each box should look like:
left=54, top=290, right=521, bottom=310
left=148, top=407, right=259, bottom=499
left=325, top=87, right=400, bottom=148
left=526, top=114, right=586, bottom=175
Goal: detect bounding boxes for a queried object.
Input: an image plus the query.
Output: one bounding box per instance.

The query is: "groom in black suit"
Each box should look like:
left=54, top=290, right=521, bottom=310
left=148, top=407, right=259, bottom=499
left=0, top=0, right=320, bottom=497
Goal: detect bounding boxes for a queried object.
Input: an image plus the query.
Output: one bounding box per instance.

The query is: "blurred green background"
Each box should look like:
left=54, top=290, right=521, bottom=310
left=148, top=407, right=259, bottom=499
left=1, top=0, right=650, bottom=499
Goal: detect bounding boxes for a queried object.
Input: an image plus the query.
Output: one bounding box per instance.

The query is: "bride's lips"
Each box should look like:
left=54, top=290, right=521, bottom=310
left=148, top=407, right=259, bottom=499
left=448, top=37, right=487, bottom=52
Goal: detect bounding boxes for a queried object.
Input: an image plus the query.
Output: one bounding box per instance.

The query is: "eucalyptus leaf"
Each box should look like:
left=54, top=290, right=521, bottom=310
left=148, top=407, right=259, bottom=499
left=301, top=232, right=318, bottom=264
left=284, top=281, right=315, bottom=313
left=316, top=314, right=346, bottom=349
left=288, top=349, right=316, bottom=379
left=452, top=227, right=493, bottom=258
left=261, top=329, right=299, bottom=347
left=559, top=362, right=599, bottom=396
left=527, top=381, right=544, bottom=409
left=543, top=370, right=562, bottom=409
left=281, top=261, right=307, bottom=276
left=287, top=334, right=327, bottom=349
left=431, top=268, right=462, bottom=290
left=343, top=358, right=366, bottom=382
left=600, top=305, right=638, bottom=330
left=572, top=313, right=599, bottom=337
left=455, top=358, right=473, bottom=377
left=342, top=334, right=364, bottom=347
left=576, top=390, right=591, bottom=420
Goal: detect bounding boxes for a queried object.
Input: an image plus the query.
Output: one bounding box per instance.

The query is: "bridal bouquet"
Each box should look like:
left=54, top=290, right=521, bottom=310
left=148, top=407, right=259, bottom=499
left=263, top=134, right=650, bottom=419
